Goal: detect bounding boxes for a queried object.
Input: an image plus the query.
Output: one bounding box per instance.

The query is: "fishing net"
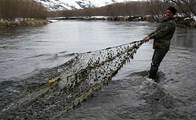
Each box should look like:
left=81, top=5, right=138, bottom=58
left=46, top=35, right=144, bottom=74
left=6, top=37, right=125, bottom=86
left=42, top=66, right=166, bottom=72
left=2, top=40, right=145, bottom=119
left=54, top=40, right=145, bottom=90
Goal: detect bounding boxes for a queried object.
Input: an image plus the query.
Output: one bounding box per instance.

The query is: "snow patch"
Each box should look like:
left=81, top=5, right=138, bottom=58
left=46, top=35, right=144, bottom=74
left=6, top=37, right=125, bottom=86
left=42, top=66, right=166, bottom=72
left=34, top=0, right=131, bottom=11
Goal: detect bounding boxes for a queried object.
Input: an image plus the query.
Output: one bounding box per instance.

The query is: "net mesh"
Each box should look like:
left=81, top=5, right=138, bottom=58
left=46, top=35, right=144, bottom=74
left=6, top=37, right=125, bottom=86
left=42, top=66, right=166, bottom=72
left=55, top=40, right=145, bottom=91
left=2, top=40, right=145, bottom=119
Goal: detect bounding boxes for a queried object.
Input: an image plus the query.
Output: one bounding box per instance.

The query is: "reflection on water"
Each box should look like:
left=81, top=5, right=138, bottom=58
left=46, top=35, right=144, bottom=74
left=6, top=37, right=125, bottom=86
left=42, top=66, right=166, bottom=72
left=0, top=21, right=195, bottom=81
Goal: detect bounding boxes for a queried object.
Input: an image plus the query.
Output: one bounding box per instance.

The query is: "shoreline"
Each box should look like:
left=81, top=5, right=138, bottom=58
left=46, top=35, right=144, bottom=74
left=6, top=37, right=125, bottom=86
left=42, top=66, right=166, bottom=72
left=0, top=19, right=48, bottom=28
left=1, top=16, right=195, bottom=28
left=51, top=16, right=196, bottom=28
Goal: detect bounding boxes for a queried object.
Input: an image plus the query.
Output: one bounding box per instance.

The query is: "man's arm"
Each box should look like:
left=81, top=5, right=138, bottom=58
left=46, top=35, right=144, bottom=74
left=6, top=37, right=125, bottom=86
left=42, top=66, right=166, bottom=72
left=148, top=24, right=170, bottom=40
left=144, top=23, right=171, bottom=42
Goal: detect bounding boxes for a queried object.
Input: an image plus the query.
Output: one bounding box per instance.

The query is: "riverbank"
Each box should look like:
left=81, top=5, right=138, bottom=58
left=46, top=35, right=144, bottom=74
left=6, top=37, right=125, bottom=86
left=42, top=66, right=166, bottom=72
left=0, top=19, right=48, bottom=28
left=175, top=17, right=196, bottom=28
left=52, top=16, right=196, bottom=28
left=52, top=16, right=145, bottom=21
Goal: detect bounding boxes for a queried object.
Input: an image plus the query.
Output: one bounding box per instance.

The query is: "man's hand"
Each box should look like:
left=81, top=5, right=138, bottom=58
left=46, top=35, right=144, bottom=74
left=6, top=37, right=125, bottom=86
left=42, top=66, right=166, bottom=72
left=143, top=36, right=150, bottom=42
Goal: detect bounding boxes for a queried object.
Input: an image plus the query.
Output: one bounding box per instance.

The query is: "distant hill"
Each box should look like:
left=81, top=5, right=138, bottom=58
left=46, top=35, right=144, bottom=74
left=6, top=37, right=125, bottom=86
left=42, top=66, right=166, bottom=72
left=34, top=0, right=127, bottom=11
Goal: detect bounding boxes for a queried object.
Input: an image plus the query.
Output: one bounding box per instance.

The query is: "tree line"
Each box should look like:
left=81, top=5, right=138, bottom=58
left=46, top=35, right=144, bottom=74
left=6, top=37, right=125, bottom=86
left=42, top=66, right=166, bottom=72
left=166, top=0, right=196, bottom=17
left=50, top=0, right=195, bottom=19
left=0, top=0, right=48, bottom=20
left=1, top=0, right=195, bottom=20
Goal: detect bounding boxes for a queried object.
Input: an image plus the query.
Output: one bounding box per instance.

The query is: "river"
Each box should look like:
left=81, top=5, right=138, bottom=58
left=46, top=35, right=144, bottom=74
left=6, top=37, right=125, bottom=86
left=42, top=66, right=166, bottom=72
left=0, top=21, right=196, bottom=120
left=0, top=21, right=156, bottom=81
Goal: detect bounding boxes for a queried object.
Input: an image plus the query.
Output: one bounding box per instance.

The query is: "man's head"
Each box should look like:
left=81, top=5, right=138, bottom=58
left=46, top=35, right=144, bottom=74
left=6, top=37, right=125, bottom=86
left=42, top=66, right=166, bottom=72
left=164, top=6, right=177, bottom=19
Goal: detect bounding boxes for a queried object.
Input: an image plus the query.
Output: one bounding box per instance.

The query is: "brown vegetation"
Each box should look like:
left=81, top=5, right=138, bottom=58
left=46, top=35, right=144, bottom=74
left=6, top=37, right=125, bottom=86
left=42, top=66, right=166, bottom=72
left=49, top=0, right=195, bottom=20
left=0, top=0, right=48, bottom=20
left=168, top=0, right=196, bottom=17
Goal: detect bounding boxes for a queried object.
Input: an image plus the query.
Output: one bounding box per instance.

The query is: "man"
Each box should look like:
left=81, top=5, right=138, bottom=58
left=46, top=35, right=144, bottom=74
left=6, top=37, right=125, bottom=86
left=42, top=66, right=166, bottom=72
left=144, top=6, right=177, bottom=82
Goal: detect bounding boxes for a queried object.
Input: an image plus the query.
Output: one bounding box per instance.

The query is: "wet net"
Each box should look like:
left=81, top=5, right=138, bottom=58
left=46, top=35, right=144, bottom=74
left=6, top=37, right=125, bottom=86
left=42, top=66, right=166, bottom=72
left=2, top=40, right=145, bottom=119
left=53, top=40, right=145, bottom=90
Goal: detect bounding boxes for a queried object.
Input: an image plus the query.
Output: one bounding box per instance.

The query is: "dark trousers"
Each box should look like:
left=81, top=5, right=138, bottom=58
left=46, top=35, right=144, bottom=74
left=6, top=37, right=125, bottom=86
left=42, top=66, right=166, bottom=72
left=149, top=49, right=168, bottom=79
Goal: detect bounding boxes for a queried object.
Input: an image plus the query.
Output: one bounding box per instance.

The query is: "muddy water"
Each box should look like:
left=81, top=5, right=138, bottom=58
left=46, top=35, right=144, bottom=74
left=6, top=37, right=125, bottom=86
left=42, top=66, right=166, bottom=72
left=0, top=21, right=196, bottom=120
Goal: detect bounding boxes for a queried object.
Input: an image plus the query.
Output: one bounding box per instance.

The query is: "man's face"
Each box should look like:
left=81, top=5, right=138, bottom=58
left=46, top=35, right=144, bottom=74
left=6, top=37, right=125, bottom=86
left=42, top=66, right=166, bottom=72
left=163, top=10, right=174, bottom=19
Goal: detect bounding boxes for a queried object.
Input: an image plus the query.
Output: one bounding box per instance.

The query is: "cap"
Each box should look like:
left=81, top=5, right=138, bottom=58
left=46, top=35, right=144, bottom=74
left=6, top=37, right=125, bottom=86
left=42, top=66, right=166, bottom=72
left=167, top=6, right=177, bottom=15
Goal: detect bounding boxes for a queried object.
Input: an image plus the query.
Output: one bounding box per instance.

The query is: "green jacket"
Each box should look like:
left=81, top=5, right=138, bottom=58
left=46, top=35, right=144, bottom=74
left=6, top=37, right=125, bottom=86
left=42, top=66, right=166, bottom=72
left=148, top=18, right=176, bottom=50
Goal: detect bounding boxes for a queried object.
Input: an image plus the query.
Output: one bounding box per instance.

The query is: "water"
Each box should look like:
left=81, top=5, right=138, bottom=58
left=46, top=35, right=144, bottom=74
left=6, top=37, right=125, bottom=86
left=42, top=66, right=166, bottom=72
left=172, top=27, right=196, bottom=50
left=0, top=21, right=196, bottom=119
left=0, top=21, right=156, bottom=81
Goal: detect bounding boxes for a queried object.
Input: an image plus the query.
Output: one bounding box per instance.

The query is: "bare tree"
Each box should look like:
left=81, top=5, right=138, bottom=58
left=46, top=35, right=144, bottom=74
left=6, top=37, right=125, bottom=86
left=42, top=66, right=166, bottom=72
left=168, top=0, right=196, bottom=17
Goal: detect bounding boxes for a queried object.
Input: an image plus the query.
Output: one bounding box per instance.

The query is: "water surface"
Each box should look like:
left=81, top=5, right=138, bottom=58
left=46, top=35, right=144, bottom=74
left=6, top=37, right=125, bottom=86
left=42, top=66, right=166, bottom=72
left=0, top=20, right=196, bottom=119
left=0, top=21, right=156, bottom=81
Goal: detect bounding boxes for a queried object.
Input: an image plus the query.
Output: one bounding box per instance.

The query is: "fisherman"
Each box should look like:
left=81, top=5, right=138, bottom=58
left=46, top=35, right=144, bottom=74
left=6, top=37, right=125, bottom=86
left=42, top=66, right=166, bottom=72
left=144, top=6, right=177, bottom=82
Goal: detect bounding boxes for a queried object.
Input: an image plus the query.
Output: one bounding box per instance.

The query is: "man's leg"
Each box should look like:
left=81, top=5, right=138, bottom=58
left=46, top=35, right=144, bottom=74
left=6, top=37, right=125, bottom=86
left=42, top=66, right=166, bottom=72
left=149, top=49, right=168, bottom=79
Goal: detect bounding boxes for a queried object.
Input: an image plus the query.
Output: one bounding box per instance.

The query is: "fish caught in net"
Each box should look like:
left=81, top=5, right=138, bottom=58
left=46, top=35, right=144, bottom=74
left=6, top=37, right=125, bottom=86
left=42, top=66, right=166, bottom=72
left=1, top=40, right=145, bottom=119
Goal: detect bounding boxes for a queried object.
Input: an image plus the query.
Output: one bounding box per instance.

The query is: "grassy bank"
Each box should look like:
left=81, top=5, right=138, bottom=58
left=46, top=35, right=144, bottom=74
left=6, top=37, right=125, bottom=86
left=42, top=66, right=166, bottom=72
left=0, top=19, right=48, bottom=28
left=52, top=16, right=145, bottom=22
